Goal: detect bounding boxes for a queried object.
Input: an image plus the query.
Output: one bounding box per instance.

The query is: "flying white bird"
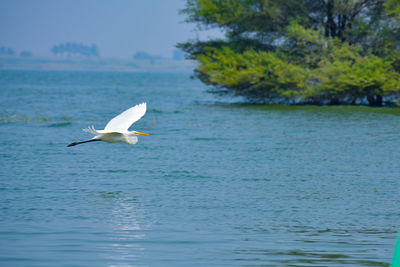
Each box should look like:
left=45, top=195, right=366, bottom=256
left=68, top=102, right=149, bottom=147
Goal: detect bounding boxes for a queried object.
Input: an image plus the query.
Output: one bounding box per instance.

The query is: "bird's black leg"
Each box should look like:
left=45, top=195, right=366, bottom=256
left=67, top=139, right=101, bottom=147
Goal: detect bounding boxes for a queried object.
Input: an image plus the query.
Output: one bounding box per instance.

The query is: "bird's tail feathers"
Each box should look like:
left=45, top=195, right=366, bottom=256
left=83, top=125, right=98, bottom=135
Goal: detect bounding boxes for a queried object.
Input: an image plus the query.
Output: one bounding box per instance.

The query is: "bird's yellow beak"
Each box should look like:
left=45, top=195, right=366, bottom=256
left=135, top=131, right=149, bottom=135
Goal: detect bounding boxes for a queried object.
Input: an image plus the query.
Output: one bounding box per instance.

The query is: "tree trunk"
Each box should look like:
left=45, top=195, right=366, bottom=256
left=367, top=94, right=383, bottom=106
left=337, top=14, right=348, bottom=41
left=329, top=97, right=340, bottom=105
left=325, top=0, right=336, bottom=38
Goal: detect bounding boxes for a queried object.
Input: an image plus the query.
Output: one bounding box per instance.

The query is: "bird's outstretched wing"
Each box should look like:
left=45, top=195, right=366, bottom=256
left=104, top=102, right=147, bottom=132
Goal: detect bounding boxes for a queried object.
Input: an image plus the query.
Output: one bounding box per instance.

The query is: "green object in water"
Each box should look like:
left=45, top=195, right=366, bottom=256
left=393, top=231, right=400, bottom=267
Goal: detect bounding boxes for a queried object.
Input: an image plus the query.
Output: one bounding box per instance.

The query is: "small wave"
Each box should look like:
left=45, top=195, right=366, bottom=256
left=47, top=122, right=72, bottom=127
left=98, top=191, right=123, bottom=199
left=191, top=137, right=222, bottom=141
left=98, top=169, right=130, bottom=173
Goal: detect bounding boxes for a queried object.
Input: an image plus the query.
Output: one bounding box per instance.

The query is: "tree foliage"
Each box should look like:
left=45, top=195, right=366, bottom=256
left=179, top=0, right=400, bottom=106
left=196, top=47, right=310, bottom=102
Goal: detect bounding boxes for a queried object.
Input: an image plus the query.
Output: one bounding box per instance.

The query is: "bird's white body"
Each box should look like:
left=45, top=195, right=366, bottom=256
left=68, top=102, right=148, bottom=147
left=84, top=127, right=139, bottom=144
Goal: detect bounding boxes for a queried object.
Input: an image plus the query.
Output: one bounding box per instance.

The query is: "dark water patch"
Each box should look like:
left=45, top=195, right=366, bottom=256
left=233, top=248, right=352, bottom=259
left=97, top=191, right=123, bottom=199
left=356, top=229, right=397, bottom=234
left=232, top=248, right=391, bottom=266
left=98, top=169, right=130, bottom=173
left=191, top=137, right=223, bottom=141
left=230, top=104, right=400, bottom=116
left=354, top=260, right=390, bottom=266
left=148, top=108, right=184, bottom=114
left=285, top=250, right=350, bottom=259
left=242, top=178, right=271, bottom=182
left=0, top=111, right=78, bottom=125
left=0, top=257, right=31, bottom=262
left=0, top=112, right=52, bottom=124
left=193, top=100, right=236, bottom=105
left=47, top=122, right=72, bottom=127
left=162, top=173, right=211, bottom=180
left=318, top=228, right=332, bottom=233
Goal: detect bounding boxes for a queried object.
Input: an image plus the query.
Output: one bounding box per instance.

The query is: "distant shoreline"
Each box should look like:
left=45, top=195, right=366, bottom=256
left=0, top=56, right=195, bottom=73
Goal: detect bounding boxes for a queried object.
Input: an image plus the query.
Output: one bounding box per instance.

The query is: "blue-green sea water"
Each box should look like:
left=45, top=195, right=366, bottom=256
left=0, top=70, right=399, bottom=266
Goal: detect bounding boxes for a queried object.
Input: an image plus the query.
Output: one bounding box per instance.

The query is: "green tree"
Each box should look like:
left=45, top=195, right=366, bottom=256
left=179, top=0, right=400, bottom=106
left=196, top=46, right=310, bottom=102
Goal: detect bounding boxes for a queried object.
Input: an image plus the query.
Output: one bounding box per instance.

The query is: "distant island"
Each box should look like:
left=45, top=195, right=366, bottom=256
left=0, top=56, right=194, bottom=73
left=132, top=49, right=186, bottom=64
left=0, top=44, right=192, bottom=72
left=19, top=51, right=32, bottom=57
left=51, top=42, right=99, bottom=58
left=0, top=47, right=16, bottom=56
left=0, top=47, right=33, bottom=58
left=132, top=51, right=162, bottom=65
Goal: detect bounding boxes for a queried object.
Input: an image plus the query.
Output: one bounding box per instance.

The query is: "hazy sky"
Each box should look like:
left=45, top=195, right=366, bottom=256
left=0, top=0, right=222, bottom=59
